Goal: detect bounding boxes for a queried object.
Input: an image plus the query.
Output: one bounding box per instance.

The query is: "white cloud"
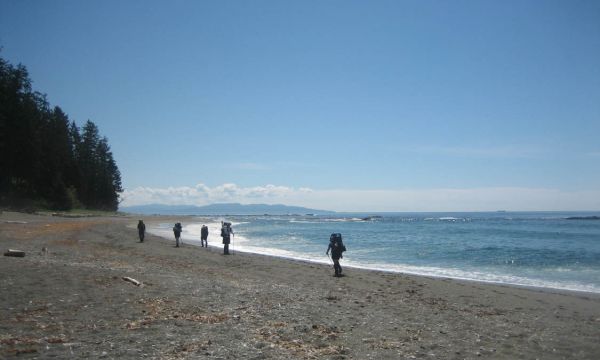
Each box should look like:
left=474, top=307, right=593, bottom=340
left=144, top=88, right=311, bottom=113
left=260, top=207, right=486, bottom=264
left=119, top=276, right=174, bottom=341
left=120, top=183, right=303, bottom=207
left=120, top=183, right=600, bottom=212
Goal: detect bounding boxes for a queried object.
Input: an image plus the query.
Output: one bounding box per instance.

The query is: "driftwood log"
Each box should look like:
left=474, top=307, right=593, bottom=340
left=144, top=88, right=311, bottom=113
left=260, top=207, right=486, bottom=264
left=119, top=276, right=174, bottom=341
left=4, top=249, right=26, bottom=257
left=122, top=277, right=141, bottom=286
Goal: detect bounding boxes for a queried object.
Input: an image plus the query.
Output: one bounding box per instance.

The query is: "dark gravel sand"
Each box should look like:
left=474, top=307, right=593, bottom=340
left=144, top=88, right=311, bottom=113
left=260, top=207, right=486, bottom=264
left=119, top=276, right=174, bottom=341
left=1, top=212, right=600, bottom=359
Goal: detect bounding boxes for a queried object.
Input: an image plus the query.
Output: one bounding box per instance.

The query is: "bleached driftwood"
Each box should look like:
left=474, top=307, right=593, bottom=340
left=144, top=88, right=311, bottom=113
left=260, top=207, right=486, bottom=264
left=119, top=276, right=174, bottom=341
left=4, top=249, right=25, bottom=257
left=122, top=277, right=141, bottom=286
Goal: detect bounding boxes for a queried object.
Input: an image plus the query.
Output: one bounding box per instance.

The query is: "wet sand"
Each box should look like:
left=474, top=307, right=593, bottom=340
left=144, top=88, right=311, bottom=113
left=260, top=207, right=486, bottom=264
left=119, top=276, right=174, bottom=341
left=1, top=211, right=600, bottom=359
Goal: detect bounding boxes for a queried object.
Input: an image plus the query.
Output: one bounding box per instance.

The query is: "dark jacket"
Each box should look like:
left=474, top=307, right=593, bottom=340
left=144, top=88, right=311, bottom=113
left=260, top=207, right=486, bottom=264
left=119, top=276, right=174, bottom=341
left=327, top=241, right=344, bottom=259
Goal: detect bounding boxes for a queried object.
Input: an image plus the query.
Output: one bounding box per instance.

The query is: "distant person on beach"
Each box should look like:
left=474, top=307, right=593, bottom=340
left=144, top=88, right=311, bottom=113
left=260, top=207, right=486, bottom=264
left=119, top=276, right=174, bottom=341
left=326, top=233, right=346, bottom=277
left=173, top=222, right=183, bottom=247
left=201, top=225, right=209, bottom=248
left=221, top=221, right=234, bottom=255
left=137, top=220, right=146, bottom=242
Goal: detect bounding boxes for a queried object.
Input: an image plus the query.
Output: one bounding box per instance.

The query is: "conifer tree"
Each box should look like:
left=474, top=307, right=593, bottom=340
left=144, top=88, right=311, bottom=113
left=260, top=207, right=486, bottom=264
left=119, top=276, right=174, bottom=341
left=0, top=55, right=123, bottom=211
left=95, top=136, right=122, bottom=210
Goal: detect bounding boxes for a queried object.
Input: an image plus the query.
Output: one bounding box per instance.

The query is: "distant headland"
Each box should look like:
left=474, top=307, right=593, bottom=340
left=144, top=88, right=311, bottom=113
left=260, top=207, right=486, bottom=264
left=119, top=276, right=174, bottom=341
left=119, top=203, right=336, bottom=216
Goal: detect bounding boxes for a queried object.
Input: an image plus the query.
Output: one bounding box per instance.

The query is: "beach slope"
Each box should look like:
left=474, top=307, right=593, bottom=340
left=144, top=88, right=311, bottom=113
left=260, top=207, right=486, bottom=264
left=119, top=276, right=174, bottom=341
left=1, top=212, right=599, bottom=359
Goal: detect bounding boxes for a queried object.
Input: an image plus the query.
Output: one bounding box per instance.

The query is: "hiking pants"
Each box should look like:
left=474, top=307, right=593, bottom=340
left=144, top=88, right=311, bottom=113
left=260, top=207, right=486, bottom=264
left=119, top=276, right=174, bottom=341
left=333, top=257, right=342, bottom=276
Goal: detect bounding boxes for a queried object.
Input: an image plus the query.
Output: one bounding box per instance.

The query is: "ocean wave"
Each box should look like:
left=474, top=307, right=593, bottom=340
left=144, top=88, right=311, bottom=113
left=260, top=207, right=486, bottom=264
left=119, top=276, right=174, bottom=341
left=289, top=218, right=371, bottom=224
left=424, top=217, right=469, bottom=222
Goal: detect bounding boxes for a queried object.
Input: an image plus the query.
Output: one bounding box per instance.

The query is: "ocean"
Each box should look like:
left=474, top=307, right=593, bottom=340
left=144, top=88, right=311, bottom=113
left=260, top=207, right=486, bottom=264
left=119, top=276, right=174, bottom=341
left=147, top=211, right=600, bottom=294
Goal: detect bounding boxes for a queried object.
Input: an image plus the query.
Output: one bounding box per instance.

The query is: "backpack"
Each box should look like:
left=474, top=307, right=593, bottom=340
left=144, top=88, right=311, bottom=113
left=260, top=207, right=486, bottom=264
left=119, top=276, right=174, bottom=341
left=330, top=233, right=346, bottom=252
left=221, top=222, right=231, bottom=237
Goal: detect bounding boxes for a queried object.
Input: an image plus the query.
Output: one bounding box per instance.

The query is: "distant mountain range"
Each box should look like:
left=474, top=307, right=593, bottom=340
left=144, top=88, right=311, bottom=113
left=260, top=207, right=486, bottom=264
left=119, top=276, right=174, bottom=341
left=120, top=203, right=335, bottom=216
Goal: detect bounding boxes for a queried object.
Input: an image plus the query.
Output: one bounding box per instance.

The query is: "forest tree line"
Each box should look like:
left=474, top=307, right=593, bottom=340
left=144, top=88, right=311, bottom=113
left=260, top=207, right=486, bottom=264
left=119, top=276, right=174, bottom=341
left=0, top=55, right=122, bottom=211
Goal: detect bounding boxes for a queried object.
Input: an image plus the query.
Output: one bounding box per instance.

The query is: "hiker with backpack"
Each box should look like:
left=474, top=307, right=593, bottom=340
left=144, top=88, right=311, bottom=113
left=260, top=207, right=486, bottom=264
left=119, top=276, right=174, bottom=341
left=173, top=222, right=183, bottom=247
left=326, top=233, right=346, bottom=277
left=137, top=220, right=146, bottom=242
left=200, top=225, right=209, bottom=248
left=221, top=221, right=234, bottom=255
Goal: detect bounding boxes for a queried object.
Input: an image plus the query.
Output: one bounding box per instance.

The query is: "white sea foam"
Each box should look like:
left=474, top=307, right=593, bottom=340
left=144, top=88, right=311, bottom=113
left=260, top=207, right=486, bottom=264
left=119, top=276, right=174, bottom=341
left=341, top=260, right=600, bottom=293
left=147, top=220, right=253, bottom=249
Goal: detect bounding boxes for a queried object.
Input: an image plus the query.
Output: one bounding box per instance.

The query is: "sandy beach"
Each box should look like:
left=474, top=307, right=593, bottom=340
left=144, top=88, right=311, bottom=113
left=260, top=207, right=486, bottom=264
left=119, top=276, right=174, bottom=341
left=1, top=211, right=599, bottom=359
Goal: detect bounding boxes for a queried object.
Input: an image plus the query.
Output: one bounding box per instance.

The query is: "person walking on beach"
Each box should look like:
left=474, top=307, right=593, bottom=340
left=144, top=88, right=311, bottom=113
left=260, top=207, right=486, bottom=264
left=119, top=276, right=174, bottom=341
left=201, top=225, right=209, bottom=248
left=137, top=220, right=146, bottom=242
left=173, top=222, right=183, bottom=247
left=221, top=221, right=234, bottom=255
left=326, top=233, right=346, bottom=277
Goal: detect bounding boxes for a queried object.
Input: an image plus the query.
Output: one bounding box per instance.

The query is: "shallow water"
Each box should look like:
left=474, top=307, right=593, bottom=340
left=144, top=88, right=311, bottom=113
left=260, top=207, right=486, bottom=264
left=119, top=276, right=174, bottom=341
left=148, top=211, right=600, bottom=293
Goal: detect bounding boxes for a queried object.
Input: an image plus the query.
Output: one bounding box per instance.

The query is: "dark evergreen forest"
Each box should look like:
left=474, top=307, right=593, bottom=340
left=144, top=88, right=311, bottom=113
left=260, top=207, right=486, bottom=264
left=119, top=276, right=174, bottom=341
left=0, top=55, right=122, bottom=211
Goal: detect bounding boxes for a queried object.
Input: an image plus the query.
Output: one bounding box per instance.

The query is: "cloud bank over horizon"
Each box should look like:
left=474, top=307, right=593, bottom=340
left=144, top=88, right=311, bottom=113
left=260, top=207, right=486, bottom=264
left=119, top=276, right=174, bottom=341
left=120, top=183, right=600, bottom=212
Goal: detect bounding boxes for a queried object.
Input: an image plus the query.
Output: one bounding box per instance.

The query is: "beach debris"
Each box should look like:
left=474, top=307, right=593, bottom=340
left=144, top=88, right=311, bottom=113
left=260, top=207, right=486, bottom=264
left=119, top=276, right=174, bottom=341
left=0, top=336, right=40, bottom=356
left=45, top=336, right=66, bottom=344
left=325, top=294, right=340, bottom=301
left=130, top=298, right=229, bottom=328
left=4, top=249, right=26, bottom=257
left=122, top=277, right=141, bottom=286
left=255, top=323, right=346, bottom=358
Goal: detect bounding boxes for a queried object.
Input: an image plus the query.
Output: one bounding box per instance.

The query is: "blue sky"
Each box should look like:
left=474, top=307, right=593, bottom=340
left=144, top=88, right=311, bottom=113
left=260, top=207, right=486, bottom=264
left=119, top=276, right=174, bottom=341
left=1, top=0, right=599, bottom=211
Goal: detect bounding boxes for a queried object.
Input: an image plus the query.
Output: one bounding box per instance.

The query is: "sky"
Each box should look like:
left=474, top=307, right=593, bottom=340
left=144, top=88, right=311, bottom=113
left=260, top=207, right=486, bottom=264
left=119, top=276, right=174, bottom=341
left=1, top=0, right=599, bottom=212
